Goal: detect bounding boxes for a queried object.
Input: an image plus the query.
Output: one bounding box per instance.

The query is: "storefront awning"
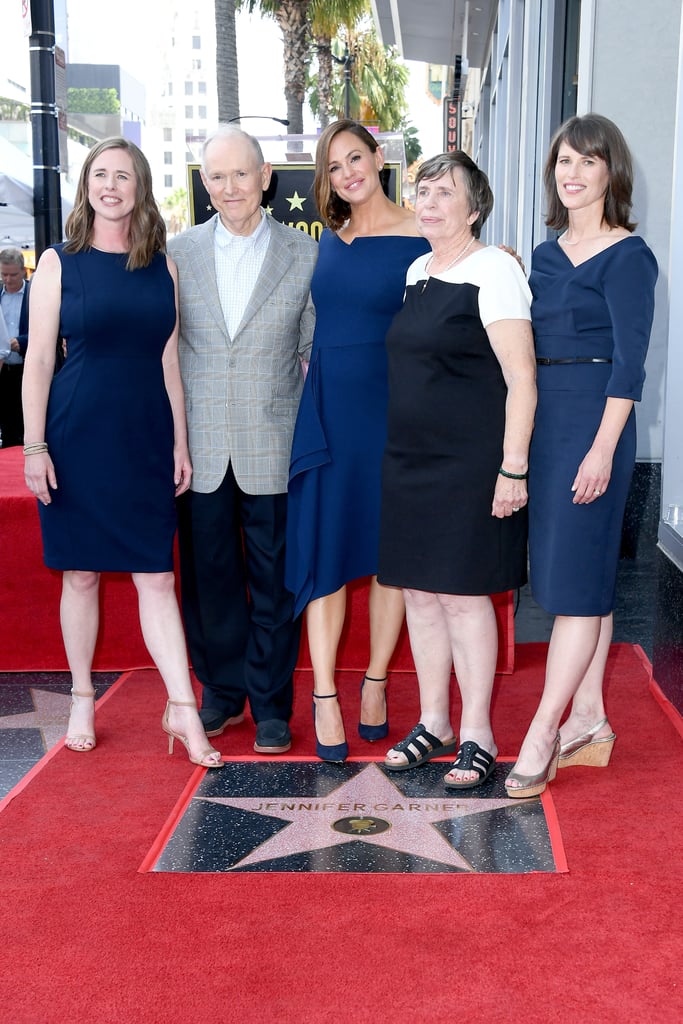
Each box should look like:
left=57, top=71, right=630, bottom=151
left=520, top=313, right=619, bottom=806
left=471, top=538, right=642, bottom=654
left=371, top=0, right=496, bottom=69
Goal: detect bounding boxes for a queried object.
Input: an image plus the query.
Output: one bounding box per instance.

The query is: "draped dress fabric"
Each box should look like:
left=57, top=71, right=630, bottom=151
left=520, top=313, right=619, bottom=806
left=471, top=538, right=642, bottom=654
left=528, top=236, right=658, bottom=615
left=38, top=245, right=178, bottom=572
left=378, top=246, right=532, bottom=595
left=286, top=230, right=430, bottom=617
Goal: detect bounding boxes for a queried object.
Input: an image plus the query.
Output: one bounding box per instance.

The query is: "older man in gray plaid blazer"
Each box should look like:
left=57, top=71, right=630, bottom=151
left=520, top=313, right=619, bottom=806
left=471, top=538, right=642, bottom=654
left=169, top=126, right=317, bottom=754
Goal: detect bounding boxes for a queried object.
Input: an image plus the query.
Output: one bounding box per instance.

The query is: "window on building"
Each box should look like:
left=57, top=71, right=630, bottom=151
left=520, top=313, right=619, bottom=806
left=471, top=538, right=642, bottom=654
left=164, top=152, right=173, bottom=165
left=185, top=106, right=193, bottom=119
left=185, top=81, right=193, bottom=96
left=198, top=81, right=207, bottom=94
left=164, top=175, right=173, bottom=188
left=163, top=128, right=172, bottom=142
left=167, top=82, right=173, bottom=97
left=192, top=35, right=201, bottom=49
left=198, top=106, right=207, bottom=120
left=192, top=59, right=202, bottom=70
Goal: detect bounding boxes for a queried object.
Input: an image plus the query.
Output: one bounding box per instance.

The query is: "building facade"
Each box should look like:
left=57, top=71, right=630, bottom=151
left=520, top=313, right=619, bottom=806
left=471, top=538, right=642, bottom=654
left=374, top=0, right=683, bottom=709
left=144, top=2, right=219, bottom=205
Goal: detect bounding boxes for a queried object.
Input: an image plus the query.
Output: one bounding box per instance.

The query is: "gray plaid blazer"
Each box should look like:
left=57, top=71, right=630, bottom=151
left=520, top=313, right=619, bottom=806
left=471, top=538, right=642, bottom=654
left=169, top=214, right=318, bottom=495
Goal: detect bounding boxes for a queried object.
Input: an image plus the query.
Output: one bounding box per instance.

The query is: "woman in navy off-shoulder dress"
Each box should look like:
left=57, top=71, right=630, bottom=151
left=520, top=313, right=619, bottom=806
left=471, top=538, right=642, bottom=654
left=286, top=120, right=429, bottom=762
left=22, top=137, right=222, bottom=769
left=505, top=115, right=657, bottom=799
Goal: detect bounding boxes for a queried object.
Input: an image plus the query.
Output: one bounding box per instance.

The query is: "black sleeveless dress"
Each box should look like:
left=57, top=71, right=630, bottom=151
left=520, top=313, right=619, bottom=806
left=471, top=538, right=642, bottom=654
left=378, top=247, right=530, bottom=595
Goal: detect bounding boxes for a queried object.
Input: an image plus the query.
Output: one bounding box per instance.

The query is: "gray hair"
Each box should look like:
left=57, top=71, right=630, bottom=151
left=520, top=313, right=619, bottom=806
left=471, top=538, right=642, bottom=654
left=0, top=247, right=25, bottom=268
left=202, top=124, right=265, bottom=170
left=416, top=151, right=494, bottom=239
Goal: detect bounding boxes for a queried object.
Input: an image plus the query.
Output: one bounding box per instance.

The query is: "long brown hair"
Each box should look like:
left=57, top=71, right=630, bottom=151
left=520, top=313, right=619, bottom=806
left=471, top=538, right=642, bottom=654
left=544, top=113, right=636, bottom=232
left=314, top=119, right=382, bottom=230
left=64, top=137, right=166, bottom=269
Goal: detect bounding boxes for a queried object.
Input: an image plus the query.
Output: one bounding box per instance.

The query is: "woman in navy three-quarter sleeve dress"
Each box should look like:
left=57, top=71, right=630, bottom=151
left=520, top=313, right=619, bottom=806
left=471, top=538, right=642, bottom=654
left=505, top=114, right=657, bottom=800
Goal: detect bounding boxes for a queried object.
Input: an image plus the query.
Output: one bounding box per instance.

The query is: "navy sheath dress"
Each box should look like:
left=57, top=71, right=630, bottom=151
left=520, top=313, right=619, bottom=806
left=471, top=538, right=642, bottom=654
left=38, top=246, right=178, bottom=572
left=528, top=236, right=657, bottom=616
left=285, top=230, right=430, bottom=617
left=378, top=246, right=532, bottom=595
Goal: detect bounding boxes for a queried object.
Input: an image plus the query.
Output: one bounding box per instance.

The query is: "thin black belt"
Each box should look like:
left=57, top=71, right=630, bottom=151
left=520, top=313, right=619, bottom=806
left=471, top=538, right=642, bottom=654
left=536, top=357, right=612, bottom=365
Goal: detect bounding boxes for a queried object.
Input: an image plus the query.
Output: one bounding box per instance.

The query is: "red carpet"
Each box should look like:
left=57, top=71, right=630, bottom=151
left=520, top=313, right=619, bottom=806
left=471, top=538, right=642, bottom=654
left=1, top=446, right=156, bottom=671
left=0, top=444, right=514, bottom=673
left=0, top=643, right=681, bottom=1023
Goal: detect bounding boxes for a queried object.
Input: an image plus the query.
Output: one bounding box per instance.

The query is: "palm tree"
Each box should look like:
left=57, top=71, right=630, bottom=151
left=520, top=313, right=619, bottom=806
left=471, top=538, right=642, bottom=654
left=310, top=0, right=368, bottom=129
left=215, top=0, right=240, bottom=123
left=309, top=27, right=409, bottom=132
left=161, top=187, right=190, bottom=237
left=234, top=1, right=411, bottom=140
left=401, top=122, right=422, bottom=166
left=237, top=1, right=312, bottom=134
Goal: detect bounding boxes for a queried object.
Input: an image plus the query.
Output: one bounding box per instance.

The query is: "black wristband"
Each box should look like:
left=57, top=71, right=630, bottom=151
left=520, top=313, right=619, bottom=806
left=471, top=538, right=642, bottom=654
left=498, top=467, right=528, bottom=480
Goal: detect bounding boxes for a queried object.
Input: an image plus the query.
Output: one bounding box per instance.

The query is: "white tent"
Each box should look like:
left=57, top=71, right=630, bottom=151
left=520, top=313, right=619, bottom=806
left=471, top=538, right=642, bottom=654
left=0, top=135, right=75, bottom=249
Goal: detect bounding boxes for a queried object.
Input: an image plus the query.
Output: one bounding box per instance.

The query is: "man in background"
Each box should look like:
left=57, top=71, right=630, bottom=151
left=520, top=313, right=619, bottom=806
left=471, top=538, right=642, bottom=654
left=0, top=248, right=30, bottom=447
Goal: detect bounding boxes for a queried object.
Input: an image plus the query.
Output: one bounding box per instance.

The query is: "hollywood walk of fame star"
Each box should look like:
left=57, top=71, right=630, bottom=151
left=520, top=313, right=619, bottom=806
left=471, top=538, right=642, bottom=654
left=286, top=190, right=306, bottom=212
left=0, top=689, right=72, bottom=750
left=198, top=762, right=516, bottom=871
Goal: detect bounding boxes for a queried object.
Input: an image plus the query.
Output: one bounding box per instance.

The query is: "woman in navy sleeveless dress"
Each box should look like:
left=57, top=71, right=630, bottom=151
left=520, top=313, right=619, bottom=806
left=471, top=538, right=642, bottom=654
left=40, top=245, right=177, bottom=571
left=23, top=138, right=222, bottom=768
left=506, top=115, right=657, bottom=799
left=285, top=120, right=429, bottom=761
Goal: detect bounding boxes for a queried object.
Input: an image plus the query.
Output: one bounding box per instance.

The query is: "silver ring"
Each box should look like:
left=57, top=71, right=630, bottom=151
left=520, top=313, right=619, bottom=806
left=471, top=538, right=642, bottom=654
left=512, top=506, right=520, bottom=512
left=594, top=488, right=601, bottom=496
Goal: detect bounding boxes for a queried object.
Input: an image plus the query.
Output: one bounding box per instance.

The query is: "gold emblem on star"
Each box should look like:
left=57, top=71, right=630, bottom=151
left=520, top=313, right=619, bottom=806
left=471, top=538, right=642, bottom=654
left=332, top=816, right=390, bottom=836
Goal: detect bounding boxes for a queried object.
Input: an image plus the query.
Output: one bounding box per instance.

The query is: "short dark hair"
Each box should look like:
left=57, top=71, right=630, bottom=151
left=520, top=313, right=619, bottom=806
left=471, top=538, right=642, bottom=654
left=543, top=113, right=636, bottom=231
left=314, top=119, right=381, bottom=230
left=415, top=151, right=493, bottom=239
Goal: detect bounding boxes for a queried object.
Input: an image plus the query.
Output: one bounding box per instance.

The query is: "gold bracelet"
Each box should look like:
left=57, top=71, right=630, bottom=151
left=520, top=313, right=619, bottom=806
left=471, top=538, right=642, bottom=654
left=23, top=442, right=49, bottom=455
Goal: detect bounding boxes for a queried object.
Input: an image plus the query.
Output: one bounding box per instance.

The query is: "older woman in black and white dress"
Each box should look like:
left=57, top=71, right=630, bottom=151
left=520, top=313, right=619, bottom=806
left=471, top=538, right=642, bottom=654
left=378, top=151, right=537, bottom=789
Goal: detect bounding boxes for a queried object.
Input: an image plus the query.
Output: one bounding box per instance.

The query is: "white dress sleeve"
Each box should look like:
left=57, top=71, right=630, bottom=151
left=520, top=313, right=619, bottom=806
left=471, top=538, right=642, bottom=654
left=475, top=248, right=532, bottom=326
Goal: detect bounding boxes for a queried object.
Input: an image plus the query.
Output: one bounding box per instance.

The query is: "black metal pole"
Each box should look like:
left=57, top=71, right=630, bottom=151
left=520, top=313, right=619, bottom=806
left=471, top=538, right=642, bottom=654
left=29, top=0, right=62, bottom=259
left=332, top=46, right=355, bottom=121
left=344, top=60, right=351, bottom=119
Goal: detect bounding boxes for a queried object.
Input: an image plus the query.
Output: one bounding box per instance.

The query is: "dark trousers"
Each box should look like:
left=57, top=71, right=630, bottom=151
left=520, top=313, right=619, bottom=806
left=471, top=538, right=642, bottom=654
left=0, top=363, right=24, bottom=448
left=176, top=463, right=301, bottom=724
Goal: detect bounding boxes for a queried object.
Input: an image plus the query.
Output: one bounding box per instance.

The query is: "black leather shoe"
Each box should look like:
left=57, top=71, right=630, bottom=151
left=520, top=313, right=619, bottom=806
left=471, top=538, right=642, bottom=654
left=199, top=707, right=245, bottom=737
left=254, top=719, right=292, bottom=754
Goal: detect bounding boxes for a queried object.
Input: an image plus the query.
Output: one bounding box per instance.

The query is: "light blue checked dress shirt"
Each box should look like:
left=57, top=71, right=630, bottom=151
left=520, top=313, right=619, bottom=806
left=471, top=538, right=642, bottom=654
left=214, top=209, right=270, bottom=339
